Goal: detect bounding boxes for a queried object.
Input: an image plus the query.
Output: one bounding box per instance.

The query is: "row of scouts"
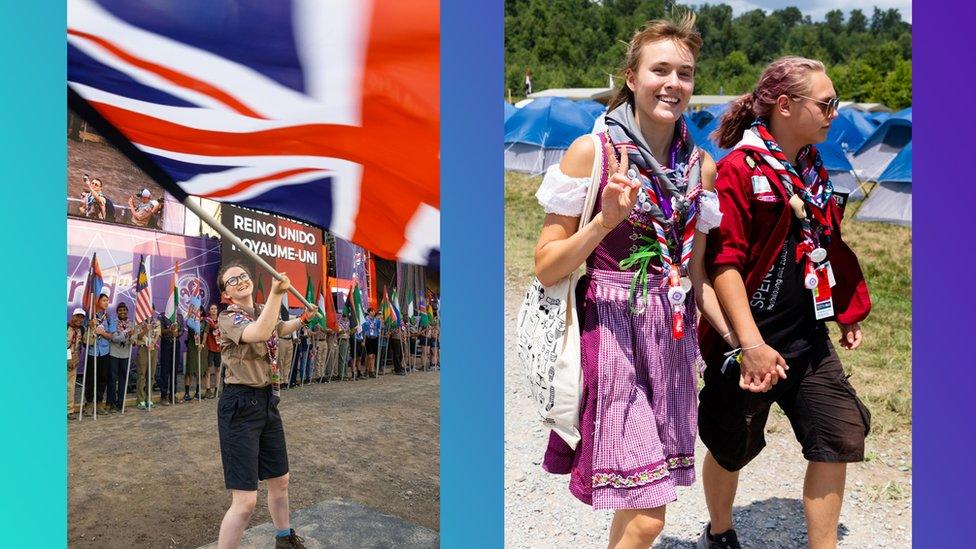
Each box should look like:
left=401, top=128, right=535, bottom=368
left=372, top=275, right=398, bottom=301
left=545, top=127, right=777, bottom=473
left=66, top=288, right=441, bottom=418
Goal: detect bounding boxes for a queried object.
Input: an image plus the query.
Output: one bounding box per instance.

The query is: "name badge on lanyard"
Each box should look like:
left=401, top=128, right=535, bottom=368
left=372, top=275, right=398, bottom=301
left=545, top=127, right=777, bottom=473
left=811, top=261, right=837, bottom=320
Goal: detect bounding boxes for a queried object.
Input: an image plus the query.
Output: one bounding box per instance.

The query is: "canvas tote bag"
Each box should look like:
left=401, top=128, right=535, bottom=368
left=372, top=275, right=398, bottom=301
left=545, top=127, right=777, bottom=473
left=516, top=132, right=607, bottom=449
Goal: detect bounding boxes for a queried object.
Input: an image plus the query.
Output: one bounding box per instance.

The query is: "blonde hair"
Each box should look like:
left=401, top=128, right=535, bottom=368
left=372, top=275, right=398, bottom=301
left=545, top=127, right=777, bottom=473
left=607, top=12, right=702, bottom=111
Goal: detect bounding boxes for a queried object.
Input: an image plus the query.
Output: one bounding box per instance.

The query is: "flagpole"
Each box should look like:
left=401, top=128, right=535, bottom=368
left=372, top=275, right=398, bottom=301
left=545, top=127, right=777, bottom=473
left=93, top=345, right=99, bottom=421
left=146, top=321, right=154, bottom=411
left=121, top=343, right=134, bottom=414
left=78, top=339, right=89, bottom=421
left=352, top=331, right=358, bottom=380
left=171, top=331, right=176, bottom=405
left=197, top=343, right=202, bottom=401
left=181, top=199, right=318, bottom=312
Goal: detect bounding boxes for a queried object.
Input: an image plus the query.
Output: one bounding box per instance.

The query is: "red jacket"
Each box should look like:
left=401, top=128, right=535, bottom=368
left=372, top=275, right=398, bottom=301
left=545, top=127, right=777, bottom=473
left=699, top=147, right=871, bottom=362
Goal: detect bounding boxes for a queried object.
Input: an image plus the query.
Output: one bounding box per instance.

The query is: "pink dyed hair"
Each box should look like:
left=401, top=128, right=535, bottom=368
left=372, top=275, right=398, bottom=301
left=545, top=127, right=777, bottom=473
left=712, top=56, right=826, bottom=149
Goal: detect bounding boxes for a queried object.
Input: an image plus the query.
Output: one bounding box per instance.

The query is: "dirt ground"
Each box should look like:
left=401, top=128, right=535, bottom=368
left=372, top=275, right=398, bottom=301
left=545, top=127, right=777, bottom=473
left=68, top=372, right=440, bottom=548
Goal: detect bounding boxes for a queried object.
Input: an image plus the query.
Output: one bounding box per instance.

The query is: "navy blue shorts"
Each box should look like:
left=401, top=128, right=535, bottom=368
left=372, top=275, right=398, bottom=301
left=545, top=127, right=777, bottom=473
left=217, top=384, right=288, bottom=490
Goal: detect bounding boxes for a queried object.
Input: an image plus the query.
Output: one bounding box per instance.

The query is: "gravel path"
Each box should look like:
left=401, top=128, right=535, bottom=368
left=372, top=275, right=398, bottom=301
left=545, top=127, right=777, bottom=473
left=504, top=278, right=910, bottom=548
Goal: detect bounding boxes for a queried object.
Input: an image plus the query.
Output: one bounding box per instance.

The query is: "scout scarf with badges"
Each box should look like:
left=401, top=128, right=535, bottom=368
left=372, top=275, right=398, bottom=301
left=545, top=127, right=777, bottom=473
left=229, top=304, right=282, bottom=395
left=744, top=119, right=837, bottom=319
left=605, top=102, right=703, bottom=338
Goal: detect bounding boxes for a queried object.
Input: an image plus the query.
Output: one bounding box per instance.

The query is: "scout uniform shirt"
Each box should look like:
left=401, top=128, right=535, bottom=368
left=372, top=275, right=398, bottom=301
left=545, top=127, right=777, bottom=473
left=218, top=303, right=282, bottom=387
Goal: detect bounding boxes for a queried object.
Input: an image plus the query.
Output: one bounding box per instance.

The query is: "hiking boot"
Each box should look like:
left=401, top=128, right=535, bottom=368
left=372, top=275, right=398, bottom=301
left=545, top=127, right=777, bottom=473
left=183, top=393, right=192, bottom=402
left=697, top=524, right=741, bottom=549
left=274, top=529, right=306, bottom=549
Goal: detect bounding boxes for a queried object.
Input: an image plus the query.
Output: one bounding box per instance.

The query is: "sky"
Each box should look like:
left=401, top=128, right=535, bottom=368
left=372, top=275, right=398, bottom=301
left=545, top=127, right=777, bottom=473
left=716, top=0, right=912, bottom=24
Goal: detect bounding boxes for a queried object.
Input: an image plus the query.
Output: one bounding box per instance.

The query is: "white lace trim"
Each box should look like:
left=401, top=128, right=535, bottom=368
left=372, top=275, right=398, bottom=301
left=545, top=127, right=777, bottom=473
left=696, top=190, right=722, bottom=233
left=535, top=164, right=589, bottom=216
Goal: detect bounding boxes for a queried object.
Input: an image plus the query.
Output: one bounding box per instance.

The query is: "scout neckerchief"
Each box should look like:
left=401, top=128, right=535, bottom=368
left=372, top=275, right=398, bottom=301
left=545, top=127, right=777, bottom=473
left=605, top=102, right=702, bottom=338
left=116, top=317, right=130, bottom=342
left=747, top=119, right=837, bottom=318
left=229, top=304, right=281, bottom=396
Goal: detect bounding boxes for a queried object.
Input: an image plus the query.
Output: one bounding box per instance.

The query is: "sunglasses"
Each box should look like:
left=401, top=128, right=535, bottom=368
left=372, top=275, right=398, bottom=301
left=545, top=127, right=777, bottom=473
left=792, top=94, right=840, bottom=116
left=223, top=272, right=250, bottom=288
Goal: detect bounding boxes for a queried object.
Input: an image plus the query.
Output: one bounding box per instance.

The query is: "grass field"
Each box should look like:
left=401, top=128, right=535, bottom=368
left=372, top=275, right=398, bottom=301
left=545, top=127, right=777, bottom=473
left=505, top=171, right=912, bottom=436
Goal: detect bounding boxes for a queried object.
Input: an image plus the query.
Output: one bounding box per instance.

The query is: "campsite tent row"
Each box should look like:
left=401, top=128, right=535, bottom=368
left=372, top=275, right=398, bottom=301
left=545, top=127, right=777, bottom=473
left=505, top=95, right=910, bottom=225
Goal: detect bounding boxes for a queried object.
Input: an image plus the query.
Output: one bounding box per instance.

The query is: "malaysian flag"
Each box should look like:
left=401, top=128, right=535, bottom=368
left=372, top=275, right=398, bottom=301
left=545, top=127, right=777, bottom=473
left=67, top=0, right=440, bottom=266
left=134, top=254, right=153, bottom=324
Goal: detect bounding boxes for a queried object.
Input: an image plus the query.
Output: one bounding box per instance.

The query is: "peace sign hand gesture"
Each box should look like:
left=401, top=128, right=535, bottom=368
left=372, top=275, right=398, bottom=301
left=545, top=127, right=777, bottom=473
left=599, top=143, right=641, bottom=228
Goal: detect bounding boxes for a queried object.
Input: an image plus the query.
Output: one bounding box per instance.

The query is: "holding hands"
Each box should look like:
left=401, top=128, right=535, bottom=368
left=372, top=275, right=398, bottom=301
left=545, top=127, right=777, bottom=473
left=739, top=343, right=789, bottom=393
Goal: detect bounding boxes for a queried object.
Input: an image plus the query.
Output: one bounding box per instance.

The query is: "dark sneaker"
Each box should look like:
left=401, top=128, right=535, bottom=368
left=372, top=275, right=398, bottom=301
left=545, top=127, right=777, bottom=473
left=697, top=524, right=741, bottom=549
left=160, top=399, right=171, bottom=406
left=183, top=394, right=192, bottom=402
left=275, top=529, right=306, bottom=549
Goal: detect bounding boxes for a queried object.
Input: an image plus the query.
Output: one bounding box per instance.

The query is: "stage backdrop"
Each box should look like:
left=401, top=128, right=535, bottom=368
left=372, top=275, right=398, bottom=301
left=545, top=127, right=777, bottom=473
left=220, top=204, right=324, bottom=307
left=67, top=218, right=220, bottom=320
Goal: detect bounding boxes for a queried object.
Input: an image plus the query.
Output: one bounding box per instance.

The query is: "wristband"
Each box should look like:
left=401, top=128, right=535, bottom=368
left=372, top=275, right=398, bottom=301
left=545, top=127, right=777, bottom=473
left=596, top=214, right=615, bottom=231
left=741, top=341, right=765, bottom=351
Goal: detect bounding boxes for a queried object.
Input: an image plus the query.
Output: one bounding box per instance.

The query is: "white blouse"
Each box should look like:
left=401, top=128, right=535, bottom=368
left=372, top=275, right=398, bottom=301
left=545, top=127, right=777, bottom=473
left=535, top=163, right=723, bottom=233
left=535, top=164, right=589, bottom=217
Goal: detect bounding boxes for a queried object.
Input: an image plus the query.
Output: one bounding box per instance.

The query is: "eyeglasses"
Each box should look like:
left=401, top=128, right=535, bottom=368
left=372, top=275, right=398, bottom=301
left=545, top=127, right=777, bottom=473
left=792, top=94, right=840, bottom=116
left=223, top=272, right=250, bottom=288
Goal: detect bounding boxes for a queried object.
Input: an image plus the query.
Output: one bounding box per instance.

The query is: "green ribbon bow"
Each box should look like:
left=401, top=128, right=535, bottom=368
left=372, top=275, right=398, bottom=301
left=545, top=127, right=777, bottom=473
left=618, top=234, right=663, bottom=313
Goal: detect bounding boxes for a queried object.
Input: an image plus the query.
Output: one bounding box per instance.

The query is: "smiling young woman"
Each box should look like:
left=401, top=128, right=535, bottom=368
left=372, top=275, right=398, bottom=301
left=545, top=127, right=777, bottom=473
left=531, top=12, right=736, bottom=549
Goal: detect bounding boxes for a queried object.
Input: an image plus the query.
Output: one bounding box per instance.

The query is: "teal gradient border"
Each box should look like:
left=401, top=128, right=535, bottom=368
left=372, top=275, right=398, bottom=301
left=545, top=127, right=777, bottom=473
left=440, top=0, right=504, bottom=546
left=0, top=0, right=67, bottom=541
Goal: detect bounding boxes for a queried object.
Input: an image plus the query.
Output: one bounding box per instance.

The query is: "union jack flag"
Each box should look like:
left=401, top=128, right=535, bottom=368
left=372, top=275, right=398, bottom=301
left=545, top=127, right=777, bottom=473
left=68, top=0, right=440, bottom=266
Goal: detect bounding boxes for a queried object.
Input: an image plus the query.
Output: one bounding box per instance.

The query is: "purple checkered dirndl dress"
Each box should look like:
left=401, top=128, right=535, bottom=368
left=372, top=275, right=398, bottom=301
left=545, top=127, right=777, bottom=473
left=542, top=142, right=701, bottom=510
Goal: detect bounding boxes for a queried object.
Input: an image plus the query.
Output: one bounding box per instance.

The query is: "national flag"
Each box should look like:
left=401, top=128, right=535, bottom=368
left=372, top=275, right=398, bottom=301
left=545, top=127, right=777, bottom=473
left=351, top=282, right=366, bottom=327
left=255, top=276, right=266, bottom=305
left=186, top=276, right=202, bottom=332
left=321, top=277, right=338, bottom=331
left=67, top=0, right=440, bottom=266
left=381, top=287, right=395, bottom=328
left=304, top=275, right=315, bottom=314
left=165, top=261, right=180, bottom=322
left=390, top=288, right=402, bottom=325
left=340, top=288, right=351, bottom=319
left=82, top=252, right=104, bottom=312
left=406, top=288, right=414, bottom=321
left=134, top=254, right=153, bottom=324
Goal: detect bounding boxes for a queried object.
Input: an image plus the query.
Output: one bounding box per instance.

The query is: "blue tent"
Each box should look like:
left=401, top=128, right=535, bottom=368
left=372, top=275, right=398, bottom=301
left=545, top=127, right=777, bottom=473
left=504, top=101, right=516, bottom=122
left=853, top=109, right=912, bottom=180
left=856, top=141, right=911, bottom=226
left=684, top=114, right=730, bottom=161
left=690, top=103, right=729, bottom=129
left=827, top=108, right=874, bottom=151
left=577, top=100, right=606, bottom=120
left=504, top=97, right=601, bottom=173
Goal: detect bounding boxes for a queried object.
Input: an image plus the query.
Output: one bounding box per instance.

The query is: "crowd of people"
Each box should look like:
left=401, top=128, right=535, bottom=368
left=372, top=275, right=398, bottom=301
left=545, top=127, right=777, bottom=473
left=66, top=287, right=440, bottom=418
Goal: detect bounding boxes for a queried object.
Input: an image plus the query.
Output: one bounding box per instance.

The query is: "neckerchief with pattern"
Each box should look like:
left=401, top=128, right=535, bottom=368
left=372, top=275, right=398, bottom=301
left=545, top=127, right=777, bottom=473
left=605, top=103, right=703, bottom=315
left=228, top=304, right=281, bottom=396
left=749, top=119, right=834, bottom=239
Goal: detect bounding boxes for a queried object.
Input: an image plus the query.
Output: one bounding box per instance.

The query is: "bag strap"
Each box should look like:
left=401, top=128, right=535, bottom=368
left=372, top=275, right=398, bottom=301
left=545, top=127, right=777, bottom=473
left=577, top=132, right=608, bottom=232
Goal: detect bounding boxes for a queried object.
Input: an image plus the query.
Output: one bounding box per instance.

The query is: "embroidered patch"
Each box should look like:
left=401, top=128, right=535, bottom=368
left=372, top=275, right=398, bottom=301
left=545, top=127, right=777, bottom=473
left=751, top=175, right=772, bottom=194
left=744, top=154, right=757, bottom=169
left=232, top=314, right=246, bottom=325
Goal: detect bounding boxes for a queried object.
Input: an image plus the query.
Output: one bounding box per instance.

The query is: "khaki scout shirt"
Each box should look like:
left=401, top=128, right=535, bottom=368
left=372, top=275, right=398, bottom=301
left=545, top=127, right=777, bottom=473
left=218, top=303, right=282, bottom=387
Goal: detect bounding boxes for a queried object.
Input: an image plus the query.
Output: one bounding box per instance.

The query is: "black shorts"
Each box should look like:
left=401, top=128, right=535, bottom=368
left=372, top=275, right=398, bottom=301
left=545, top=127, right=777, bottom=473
left=365, top=337, right=379, bottom=355
left=698, top=337, right=871, bottom=472
left=217, top=384, right=288, bottom=490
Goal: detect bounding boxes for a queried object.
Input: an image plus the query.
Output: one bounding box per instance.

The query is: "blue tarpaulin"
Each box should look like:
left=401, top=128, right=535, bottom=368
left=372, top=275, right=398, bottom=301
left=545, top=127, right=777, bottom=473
left=504, top=97, right=602, bottom=173
left=504, top=101, right=516, bottom=122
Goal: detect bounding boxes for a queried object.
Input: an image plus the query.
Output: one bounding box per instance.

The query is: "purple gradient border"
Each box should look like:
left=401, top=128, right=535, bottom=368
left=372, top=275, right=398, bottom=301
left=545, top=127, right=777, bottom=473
left=914, top=2, right=976, bottom=543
